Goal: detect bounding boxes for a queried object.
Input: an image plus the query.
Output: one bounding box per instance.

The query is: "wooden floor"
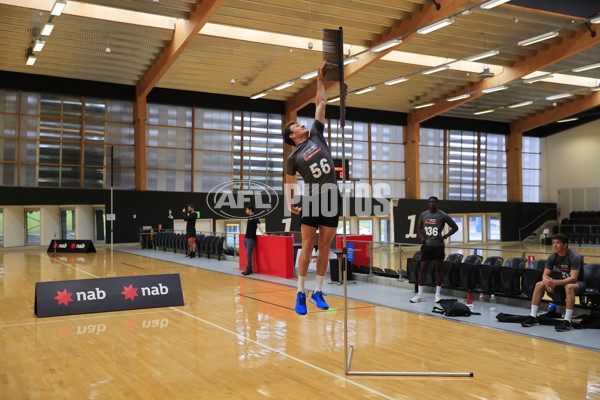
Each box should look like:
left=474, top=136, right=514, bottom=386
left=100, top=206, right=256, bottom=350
left=1, top=247, right=599, bottom=399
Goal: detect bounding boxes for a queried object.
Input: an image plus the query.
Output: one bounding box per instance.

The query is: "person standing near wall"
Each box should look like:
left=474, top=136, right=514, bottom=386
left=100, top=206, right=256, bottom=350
left=241, top=205, right=267, bottom=276
left=182, top=204, right=198, bottom=258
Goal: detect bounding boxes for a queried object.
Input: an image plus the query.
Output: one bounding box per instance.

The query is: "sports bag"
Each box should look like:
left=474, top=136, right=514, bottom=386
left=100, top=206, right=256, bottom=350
left=432, top=299, right=480, bottom=316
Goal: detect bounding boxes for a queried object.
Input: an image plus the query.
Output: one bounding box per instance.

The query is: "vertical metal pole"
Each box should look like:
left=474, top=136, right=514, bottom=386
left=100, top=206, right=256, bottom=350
left=110, top=146, right=114, bottom=253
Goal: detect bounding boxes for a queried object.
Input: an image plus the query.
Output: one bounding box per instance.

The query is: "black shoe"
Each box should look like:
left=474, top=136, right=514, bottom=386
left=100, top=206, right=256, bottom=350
left=555, top=320, right=573, bottom=332
left=189, top=253, right=195, bottom=259
left=521, top=316, right=539, bottom=327
left=241, top=270, right=253, bottom=276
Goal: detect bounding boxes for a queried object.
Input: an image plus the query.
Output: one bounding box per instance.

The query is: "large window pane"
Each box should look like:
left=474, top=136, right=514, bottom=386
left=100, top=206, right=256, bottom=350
left=26, top=210, right=41, bottom=245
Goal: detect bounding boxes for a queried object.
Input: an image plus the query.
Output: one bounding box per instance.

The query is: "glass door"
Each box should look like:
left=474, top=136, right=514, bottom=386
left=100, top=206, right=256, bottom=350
left=26, top=209, right=41, bottom=245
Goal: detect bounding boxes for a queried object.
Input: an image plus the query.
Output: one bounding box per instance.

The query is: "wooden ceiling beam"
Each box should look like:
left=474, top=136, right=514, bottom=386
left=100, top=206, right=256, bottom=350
left=136, top=0, right=224, bottom=98
left=511, top=91, right=600, bottom=133
left=285, top=0, right=471, bottom=114
left=410, top=28, right=600, bottom=123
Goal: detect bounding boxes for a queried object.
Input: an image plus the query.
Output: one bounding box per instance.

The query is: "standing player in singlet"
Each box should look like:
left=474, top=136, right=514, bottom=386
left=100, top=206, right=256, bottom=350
left=521, top=234, right=585, bottom=332
left=411, top=196, right=458, bottom=303
left=282, top=62, right=340, bottom=315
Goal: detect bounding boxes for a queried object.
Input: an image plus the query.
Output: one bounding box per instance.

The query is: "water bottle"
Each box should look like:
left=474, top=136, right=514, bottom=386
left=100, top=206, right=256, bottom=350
left=549, top=302, right=557, bottom=312
left=490, top=294, right=497, bottom=311
left=479, top=293, right=484, bottom=303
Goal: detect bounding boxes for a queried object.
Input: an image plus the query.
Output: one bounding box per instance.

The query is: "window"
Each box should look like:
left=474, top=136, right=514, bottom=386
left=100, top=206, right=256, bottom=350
left=94, top=208, right=105, bottom=241
left=522, top=136, right=541, bottom=202
left=448, top=215, right=464, bottom=244
left=487, top=214, right=501, bottom=241
left=26, top=209, right=40, bottom=245
left=468, top=215, right=483, bottom=242
left=358, top=219, right=372, bottom=235
left=380, top=218, right=390, bottom=243
left=226, top=222, right=240, bottom=251
left=60, top=209, right=76, bottom=240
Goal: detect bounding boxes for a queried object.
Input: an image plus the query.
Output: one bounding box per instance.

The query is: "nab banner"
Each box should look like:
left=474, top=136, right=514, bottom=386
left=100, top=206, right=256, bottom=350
left=47, top=240, right=97, bottom=253
left=35, top=274, right=184, bottom=318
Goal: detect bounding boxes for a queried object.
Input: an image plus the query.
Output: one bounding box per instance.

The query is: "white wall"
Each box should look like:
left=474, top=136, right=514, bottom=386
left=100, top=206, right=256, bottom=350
left=3, top=206, right=24, bottom=247
left=75, top=205, right=94, bottom=240
left=544, top=119, right=600, bottom=216
left=40, top=206, right=60, bottom=245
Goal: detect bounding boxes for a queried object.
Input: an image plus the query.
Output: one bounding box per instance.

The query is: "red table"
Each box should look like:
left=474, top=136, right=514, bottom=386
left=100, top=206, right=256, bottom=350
left=239, top=235, right=295, bottom=279
left=335, top=235, right=372, bottom=267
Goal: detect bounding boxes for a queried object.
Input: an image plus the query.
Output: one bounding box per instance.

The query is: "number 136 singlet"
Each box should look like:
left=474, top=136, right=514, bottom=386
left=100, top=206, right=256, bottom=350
left=418, top=209, right=453, bottom=247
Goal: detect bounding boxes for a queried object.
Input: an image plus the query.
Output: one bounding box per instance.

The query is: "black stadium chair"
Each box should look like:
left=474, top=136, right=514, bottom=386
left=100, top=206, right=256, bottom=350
left=442, top=253, right=463, bottom=288
left=458, top=254, right=483, bottom=292
left=407, top=252, right=422, bottom=284
left=580, top=264, right=600, bottom=308
left=477, top=256, right=504, bottom=294
left=213, top=236, right=226, bottom=260
left=498, top=257, right=526, bottom=296
left=196, top=235, right=205, bottom=257
left=521, top=259, right=546, bottom=299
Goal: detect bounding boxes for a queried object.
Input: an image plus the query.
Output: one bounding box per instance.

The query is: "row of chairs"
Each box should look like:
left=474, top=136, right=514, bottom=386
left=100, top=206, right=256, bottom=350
left=567, top=211, right=600, bottom=225
left=153, top=232, right=226, bottom=260
left=406, top=253, right=600, bottom=309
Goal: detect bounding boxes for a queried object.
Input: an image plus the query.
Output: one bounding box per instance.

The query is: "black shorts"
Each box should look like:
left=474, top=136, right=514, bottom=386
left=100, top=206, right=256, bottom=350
left=186, top=232, right=196, bottom=240
left=420, top=245, right=445, bottom=261
left=300, top=191, right=342, bottom=229
left=551, top=281, right=586, bottom=296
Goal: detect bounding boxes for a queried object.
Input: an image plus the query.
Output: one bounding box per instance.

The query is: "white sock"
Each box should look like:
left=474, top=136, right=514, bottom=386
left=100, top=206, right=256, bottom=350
left=297, top=276, right=306, bottom=293
left=530, top=305, right=539, bottom=318
left=564, top=309, right=573, bottom=322
left=315, top=275, right=325, bottom=292
left=417, top=285, right=424, bottom=297
left=435, top=286, right=442, bottom=296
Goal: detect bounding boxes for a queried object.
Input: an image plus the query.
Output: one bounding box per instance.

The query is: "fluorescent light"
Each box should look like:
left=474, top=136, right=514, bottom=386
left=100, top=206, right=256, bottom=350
left=371, top=39, right=402, bottom=53
left=422, top=65, right=449, bottom=75
left=523, top=74, right=553, bottom=84
left=572, top=63, right=600, bottom=73
left=26, top=56, right=37, bottom=66
left=384, top=77, right=408, bottom=86
left=464, top=50, right=499, bottom=62
left=300, top=70, right=318, bottom=80
left=51, top=0, right=67, bottom=16
left=250, top=92, right=266, bottom=99
left=447, top=93, right=470, bottom=101
left=417, top=18, right=454, bottom=35
left=557, top=117, right=578, bottom=123
left=592, top=86, right=600, bottom=92
left=274, top=80, right=294, bottom=90
left=41, top=24, right=54, bottom=36
left=507, top=100, right=532, bottom=108
left=518, top=31, right=559, bottom=46
left=355, top=86, right=375, bottom=95
left=473, top=108, right=495, bottom=115
left=414, top=102, right=434, bottom=109
left=480, top=0, right=511, bottom=9
left=327, top=97, right=340, bottom=103
left=343, top=56, right=358, bottom=65
left=591, top=16, right=600, bottom=24
left=546, top=92, right=573, bottom=100
left=33, top=40, right=46, bottom=52
left=482, top=85, right=508, bottom=93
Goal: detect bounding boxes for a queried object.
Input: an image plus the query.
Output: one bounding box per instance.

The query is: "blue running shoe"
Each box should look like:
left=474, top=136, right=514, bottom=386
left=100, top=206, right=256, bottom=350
left=310, top=291, right=329, bottom=310
left=295, top=292, right=307, bottom=315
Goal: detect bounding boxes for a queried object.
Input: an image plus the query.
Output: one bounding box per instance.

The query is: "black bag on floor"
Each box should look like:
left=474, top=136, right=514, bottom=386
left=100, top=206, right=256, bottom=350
left=495, top=311, right=562, bottom=326
left=432, top=299, right=480, bottom=316
left=573, top=311, right=600, bottom=329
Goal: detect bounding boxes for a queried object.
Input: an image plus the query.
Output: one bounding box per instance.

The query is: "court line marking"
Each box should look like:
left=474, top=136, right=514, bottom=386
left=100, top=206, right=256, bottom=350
left=238, top=293, right=377, bottom=313
left=47, top=255, right=100, bottom=278
left=0, top=310, right=175, bottom=329
left=121, top=262, right=144, bottom=270
left=170, top=307, right=397, bottom=400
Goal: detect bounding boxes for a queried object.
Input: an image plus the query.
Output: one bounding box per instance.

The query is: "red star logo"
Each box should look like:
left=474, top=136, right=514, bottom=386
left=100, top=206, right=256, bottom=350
left=54, top=243, right=59, bottom=249
left=121, top=284, right=139, bottom=301
left=70, top=243, right=77, bottom=249
left=54, top=289, right=74, bottom=306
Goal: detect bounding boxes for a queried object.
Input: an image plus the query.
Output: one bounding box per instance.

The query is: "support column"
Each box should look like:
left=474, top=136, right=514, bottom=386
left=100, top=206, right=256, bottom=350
left=507, top=127, right=523, bottom=202
left=404, top=116, right=420, bottom=199
left=134, top=95, right=147, bottom=191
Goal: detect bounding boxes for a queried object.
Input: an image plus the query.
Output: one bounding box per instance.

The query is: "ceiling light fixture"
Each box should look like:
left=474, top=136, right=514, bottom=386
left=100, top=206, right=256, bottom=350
left=371, top=38, right=402, bottom=53
left=422, top=65, right=450, bottom=75
left=414, top=102, right=434, bottom=109
left=51, top=0, right=67, bottom=16
left=343, top=56, right=358, bottom=65
left=546, top=92, right=573, bottom=100
left=250, top=92, right=266, bottom=99
left=300, top=70, right=318, bottom=80
left=41, top=24, right=55, bottom=36
left=557, top=117, right=579, bottom=123
left=274, top=80, right=294, bottom=90
left=447, top=93, right=470, bottom=101
left=417, top=18, right=455, bottom=35
left=327, top=97, right=340, bottom=103
left=355, top=86, right=376, bottom=95
left=507, top=100, right=533, bottom=108
left=518, top=31, right=559, bottom=46
left=463, top=50, right=500, bottom=62
left=480, top=0, right=511, bottom=9
left=572, top=62, right=600, bottom=73
left=482, top=85, right=508, bottom=93
left=33, top=39, right=46, bottom=52
left=26, top=56, right=37, bottom=66
left=473, top=108, right=495, bottom=115
left=523, top=74, right=553, bottom=84
left=384, top=77, right=409, bottom=86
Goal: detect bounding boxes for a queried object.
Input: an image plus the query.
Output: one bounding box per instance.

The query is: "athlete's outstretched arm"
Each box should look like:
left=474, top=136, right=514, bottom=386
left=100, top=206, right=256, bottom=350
left=314, top=62, right=328, bottom=124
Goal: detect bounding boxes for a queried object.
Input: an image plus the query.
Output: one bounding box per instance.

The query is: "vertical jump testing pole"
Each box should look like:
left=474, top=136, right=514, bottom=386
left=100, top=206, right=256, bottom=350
left=110, top=145, right=114, bottom=254
left=322, top=27, right=473, bottom=378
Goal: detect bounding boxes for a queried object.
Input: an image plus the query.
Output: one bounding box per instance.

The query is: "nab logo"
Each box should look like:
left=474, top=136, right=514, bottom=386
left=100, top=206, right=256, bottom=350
left=121, top=283, right=170, bottom=301
left=58, top=243, right=68, bottom=249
